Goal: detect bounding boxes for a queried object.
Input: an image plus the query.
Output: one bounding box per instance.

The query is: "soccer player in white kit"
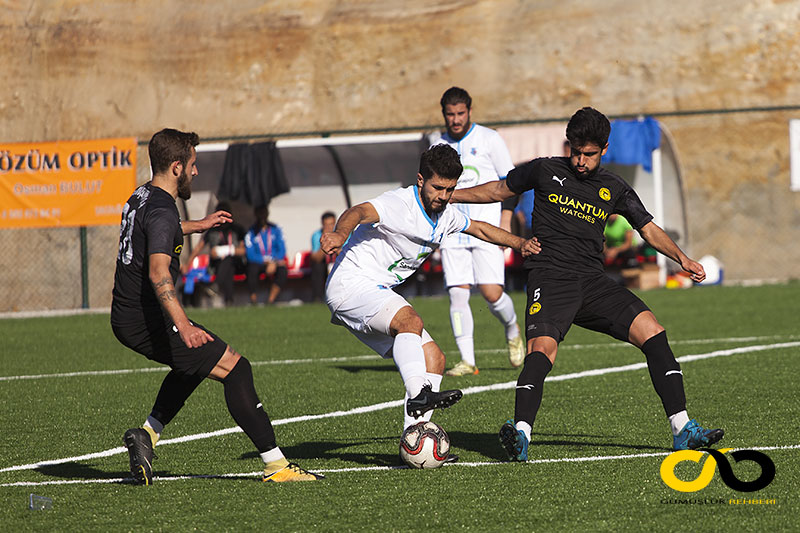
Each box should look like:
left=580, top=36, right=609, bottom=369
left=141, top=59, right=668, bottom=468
left=322, top=145, right=540, bottom=432
left=432, top=87, right=525, bottom=377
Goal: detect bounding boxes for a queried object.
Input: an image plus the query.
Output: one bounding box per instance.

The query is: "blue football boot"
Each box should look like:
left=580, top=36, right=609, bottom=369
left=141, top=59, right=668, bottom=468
left=673, top=419, right=724, bottom=450
left=499, top=420, right=529, bottom=461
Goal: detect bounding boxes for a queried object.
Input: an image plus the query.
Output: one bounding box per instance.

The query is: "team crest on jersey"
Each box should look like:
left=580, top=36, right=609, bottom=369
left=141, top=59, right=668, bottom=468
left=174, top=244, right=183, bottom=254
left=599, top=188, right=611, bottom=201
left=471, top=147, right=477, bottom=155
left=528, top=302, right=541, bottom=315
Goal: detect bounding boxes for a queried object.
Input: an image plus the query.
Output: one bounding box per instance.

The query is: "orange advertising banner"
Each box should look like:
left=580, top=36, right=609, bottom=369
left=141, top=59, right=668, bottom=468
left=0, top=137, right=137, bottom=228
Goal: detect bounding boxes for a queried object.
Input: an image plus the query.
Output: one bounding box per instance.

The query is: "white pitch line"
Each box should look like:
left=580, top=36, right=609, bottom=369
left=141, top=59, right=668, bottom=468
left=3, top=444, right=798, bottom=488
left=1, top=335, right=795, bottom=383
left=0, top=355, right=379, bottom=382
left=2, top=340, right=797, bottom=476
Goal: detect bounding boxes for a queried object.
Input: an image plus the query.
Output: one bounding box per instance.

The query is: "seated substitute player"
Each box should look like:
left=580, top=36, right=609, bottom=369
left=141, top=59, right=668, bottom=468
left=244, top=204, right=288, bottom=305
left=111, top=128, right=322, bottom=484
left=433, top=86, right=526, bottom=376
left=450, top=107, right=724, bottom=460
left=321, top=144, right=540, bottom=432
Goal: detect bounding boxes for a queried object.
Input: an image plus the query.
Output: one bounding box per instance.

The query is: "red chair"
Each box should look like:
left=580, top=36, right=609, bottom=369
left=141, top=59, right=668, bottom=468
left=286, top=250, right=313, bottom=279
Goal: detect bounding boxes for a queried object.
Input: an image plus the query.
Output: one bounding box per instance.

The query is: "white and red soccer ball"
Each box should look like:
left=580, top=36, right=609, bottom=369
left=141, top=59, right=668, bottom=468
left=399, top=421, right=450, bottom=469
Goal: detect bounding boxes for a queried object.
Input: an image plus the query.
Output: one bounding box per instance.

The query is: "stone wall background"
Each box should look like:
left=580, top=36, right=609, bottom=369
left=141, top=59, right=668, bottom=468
left=2, top=0, right=799, bottom=311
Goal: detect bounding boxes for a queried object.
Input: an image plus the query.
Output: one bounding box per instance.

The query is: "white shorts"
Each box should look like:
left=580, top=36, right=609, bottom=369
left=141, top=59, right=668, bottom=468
left=326, top=278, right=433, bottom=358
left=441, top=245, right=505, bottom=287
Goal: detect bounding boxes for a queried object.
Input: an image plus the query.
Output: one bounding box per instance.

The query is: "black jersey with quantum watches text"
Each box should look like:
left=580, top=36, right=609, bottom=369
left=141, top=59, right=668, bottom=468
left=111, top=182, right=183, bottom=326
left=506, top=157, right=653, bottom=275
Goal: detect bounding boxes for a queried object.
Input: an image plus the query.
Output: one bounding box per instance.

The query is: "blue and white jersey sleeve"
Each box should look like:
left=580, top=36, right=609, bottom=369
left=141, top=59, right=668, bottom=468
left=446, top=207, right=471, bottom=236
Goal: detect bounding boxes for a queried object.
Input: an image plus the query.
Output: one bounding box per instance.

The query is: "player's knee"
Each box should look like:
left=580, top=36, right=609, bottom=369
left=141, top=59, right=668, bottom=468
left=529, top=337, right=558, bottom=363
left=405, top=314, right=424, bottom=334
left=390, top=306, right=424, bottom=335
left=223, top=354, right=251, bottom=383
left=479, top=284, right=503, bottom=303
left=628, top=311, right=665, bottom=347
left=212, top=348, right=243, bottom=381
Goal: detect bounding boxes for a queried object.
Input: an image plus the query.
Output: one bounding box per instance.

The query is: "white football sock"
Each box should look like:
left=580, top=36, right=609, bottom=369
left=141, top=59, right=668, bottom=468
left=669, top=410, right=690, bottom=436
left=425, top=372, right=442, bottom=392
left=260, top=446, right=285, bottom=465
left=515, top=421, right=532, bottom=443
left=487, top=292, right=520, bottom=340
left=393, top=332, right=426, bottom=398
left=449, top=287, right=475, bottom=366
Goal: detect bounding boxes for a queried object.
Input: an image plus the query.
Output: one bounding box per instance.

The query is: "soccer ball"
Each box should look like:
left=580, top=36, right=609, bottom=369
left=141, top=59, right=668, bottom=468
left=399, top=421, right=450, bottom=469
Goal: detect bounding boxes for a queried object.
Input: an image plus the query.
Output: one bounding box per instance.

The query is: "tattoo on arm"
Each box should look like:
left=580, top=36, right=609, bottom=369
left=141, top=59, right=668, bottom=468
left=158, top=289, right=178, bottom=304
left=154, top=276, right=177, bottom=304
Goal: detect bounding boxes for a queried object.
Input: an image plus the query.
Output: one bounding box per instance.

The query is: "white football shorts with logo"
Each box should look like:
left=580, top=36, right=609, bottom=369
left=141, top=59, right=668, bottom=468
left=441, top=245, right=506, bottom=287
left=326, top=278, right=434, bottom=358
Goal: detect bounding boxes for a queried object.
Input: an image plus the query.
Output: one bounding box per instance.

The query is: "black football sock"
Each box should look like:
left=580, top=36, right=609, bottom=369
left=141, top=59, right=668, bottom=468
left=514, top=351, right=553, bottom=426
left=222, top=357, right=277, bottom=453
left=150, top=370, right=205, bottom=426
left=642, top=331, right=687, bottom=417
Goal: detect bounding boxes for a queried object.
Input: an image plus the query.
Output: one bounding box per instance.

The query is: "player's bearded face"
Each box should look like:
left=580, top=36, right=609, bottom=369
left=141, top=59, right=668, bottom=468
left=569, top=142, right=608, bottom=179
left=176, top=152, right=197, bottom=200
left=419, top=174, right=457, bottom=214
left=443, top=103, right=471, bottom=140
left=177, top=167, right=192, bottom=199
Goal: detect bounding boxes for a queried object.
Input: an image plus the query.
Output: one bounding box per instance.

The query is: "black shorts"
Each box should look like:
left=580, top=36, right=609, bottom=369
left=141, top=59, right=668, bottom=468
left=112, top=318, right=227, bottom=377
left=524, top=267, right=649, bottom=343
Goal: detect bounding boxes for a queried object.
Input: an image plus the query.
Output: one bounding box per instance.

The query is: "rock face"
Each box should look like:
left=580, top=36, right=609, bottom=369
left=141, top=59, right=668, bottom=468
left=2, top=0, right=799, bottom=310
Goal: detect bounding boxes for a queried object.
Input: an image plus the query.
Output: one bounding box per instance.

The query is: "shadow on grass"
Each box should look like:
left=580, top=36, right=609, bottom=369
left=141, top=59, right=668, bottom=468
left=34, top=462, right=262, bottom=484
left=35, top=462, right=130, bottom=481
left=447, top=429, right=667, bottom=461
left=334, top=365, right=396, bottom=374
left=446, top=430, right=510, bottom=461
left=239, top=435, right=401, bottom=466
left=533, top=430, right=667, bottom=452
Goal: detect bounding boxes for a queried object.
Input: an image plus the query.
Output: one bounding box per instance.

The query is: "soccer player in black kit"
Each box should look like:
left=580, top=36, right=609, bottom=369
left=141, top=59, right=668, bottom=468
left=111, top=128, right=322, bottom=483
left=451, top=108, right=724, bottom=460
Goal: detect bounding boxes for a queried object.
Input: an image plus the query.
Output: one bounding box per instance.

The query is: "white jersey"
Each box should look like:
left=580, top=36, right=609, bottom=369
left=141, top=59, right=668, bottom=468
left=327, top=185, right=470, bottom=305
left=432, top=123, right=514, bottom=248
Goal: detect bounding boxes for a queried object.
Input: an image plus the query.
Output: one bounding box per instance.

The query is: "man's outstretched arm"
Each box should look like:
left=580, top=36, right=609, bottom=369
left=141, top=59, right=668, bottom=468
left=181, top=209, right=232, bottom=235
left=320, top=202, right=379, bottom=255
left=451, top=179, right=516, bottom=204
left=638, top=221, right=706, bottom=283
left=464, top=220, right=540, bottom=257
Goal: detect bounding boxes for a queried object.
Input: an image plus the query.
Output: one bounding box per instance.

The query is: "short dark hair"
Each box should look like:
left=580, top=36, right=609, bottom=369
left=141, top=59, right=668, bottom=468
left=321, top=211, right=336, bottom=222
left=440, top=86, right=472, bottom=111
left=148, top=128, right=199, bottom=175
left=566, top=107, right=611, bottom=148
left=419, top=144, right=463, bottom=181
